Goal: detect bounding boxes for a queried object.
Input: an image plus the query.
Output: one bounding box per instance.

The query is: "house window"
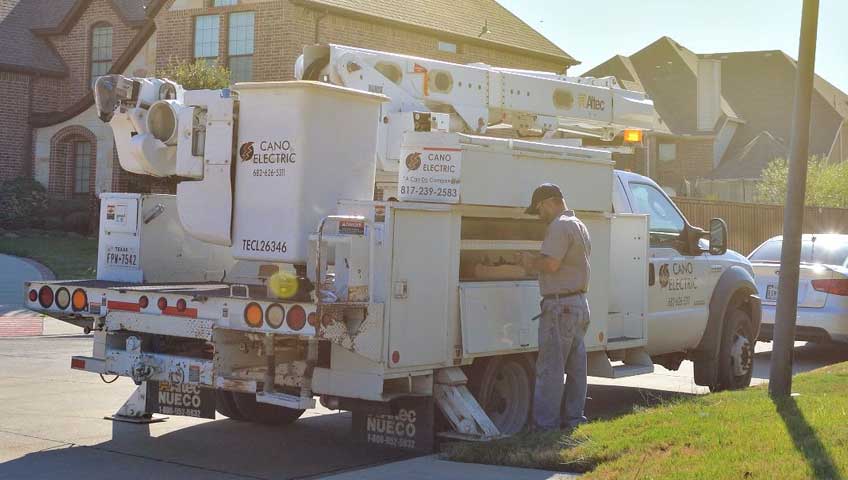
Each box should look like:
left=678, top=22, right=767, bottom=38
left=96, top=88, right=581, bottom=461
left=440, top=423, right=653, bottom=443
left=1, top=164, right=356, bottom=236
left=91, top=25, right=113, bottom=86
left=213, top=0, right=238, bottom=5
left=228, top=11, right=254, bottom=83
left=194, top=15, right=220, bottom=60
left=658, top=143, right=677, bottom=162
left=73, top=142, right=93, bottom=194
left=437, top=41, right=458, bottom=53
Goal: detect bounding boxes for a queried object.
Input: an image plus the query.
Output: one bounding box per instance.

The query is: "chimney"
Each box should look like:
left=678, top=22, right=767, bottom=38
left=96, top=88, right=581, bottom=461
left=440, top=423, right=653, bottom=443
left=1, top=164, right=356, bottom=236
left=697, top=59, right=722, bottom=131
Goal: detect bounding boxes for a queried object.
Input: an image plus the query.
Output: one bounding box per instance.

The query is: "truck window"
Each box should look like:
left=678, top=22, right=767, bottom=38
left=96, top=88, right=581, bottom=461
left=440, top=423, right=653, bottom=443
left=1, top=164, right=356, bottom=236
left=628, top=182, right=685, bottom=247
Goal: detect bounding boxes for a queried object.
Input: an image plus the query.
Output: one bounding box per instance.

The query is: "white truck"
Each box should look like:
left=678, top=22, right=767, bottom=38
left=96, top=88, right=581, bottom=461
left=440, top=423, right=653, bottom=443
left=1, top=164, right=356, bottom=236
left=24, top=45, right=760, bottom=448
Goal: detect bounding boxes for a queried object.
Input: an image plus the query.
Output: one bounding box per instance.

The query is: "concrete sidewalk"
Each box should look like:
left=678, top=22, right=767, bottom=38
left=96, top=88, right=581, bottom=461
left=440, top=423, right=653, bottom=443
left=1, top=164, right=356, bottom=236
left=324, top=455, right=578, bottom=480
left=0, top=254, right=80, bottom=336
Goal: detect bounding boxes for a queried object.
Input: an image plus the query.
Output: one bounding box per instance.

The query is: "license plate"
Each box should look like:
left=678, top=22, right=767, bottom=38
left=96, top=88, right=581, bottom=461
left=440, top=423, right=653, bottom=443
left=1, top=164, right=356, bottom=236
left=105, top=245, right=138, bottom=269
left=766, top=284, right=778, bottom=301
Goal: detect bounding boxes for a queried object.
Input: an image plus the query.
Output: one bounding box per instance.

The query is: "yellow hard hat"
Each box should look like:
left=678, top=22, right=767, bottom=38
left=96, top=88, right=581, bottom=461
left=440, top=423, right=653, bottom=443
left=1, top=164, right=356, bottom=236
left=269, top=271, right=299, bottom=299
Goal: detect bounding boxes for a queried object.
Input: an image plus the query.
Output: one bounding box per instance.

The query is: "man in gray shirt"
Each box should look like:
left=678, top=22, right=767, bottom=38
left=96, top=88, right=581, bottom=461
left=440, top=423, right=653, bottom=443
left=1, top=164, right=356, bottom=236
left=518, top=183, right=591, bottom=432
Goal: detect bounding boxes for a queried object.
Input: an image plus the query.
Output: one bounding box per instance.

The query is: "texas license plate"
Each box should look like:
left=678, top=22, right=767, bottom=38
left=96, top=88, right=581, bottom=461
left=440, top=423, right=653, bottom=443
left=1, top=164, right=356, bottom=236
left=766, top=284, right=778, bottom=301
left=105, top=245, right=138, bottom=269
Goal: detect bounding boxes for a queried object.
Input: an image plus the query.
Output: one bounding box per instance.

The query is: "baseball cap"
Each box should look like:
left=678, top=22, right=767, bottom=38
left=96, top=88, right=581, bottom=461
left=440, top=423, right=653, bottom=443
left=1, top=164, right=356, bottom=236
left=525, top=183, right=563, bottom=214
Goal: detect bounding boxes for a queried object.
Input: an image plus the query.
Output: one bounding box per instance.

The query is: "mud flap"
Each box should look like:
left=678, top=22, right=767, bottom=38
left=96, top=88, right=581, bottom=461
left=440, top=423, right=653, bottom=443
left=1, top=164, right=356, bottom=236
left=146, top=381, right=217, bottom=419
left=351, top=397, right=434, bottom=452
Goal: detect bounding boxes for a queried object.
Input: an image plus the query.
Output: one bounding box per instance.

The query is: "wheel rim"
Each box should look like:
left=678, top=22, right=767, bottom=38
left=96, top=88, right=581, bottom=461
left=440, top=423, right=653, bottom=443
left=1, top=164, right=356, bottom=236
left=730, top=326, right=753, bottom=377
left=482, top=361, right=530, bottom=435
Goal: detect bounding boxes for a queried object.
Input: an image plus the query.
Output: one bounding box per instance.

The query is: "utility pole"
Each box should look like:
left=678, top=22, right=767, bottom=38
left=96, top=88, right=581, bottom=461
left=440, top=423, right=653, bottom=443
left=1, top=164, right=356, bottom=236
left=769, top=0, right=820, bottom=397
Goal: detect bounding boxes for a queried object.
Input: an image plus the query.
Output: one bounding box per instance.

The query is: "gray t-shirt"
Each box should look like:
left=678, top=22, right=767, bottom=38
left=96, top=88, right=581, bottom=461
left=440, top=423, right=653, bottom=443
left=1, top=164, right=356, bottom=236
left=538, top=210, right=591, bottom=296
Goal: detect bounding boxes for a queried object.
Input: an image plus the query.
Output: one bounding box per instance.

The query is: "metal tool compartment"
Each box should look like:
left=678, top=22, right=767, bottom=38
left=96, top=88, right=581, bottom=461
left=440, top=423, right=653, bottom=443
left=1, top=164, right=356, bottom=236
left=386, top=203, right=460, bottom=369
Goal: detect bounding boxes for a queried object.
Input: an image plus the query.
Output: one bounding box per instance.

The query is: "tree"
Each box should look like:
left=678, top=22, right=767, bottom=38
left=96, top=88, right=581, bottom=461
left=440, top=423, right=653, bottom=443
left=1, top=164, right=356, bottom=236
left=756, top=156, right=848, bottom=208
left=157, top=58, right=231, bottom=90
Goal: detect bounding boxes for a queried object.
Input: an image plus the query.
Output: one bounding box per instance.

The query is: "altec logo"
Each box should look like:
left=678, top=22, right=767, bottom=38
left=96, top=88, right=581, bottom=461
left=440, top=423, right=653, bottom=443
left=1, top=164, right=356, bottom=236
left=578, top=94, right=606, bottom=111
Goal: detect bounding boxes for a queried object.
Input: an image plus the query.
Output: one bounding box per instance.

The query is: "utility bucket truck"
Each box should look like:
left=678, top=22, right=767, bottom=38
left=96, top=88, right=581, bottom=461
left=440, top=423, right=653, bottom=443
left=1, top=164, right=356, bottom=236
left=24, top=45, right=760, bottom=449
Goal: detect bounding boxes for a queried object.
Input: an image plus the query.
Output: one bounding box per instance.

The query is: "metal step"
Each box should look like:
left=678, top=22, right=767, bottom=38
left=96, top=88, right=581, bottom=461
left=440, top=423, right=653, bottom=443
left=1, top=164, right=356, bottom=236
left=255, top=391, right=316, bottom=410
left=588, top=347, right=654, bottom=378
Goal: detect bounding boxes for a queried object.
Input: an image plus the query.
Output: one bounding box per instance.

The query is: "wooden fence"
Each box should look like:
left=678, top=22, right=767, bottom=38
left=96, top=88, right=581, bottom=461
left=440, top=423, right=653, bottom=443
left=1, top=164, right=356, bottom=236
left=673, top=198, right=848, bottom=256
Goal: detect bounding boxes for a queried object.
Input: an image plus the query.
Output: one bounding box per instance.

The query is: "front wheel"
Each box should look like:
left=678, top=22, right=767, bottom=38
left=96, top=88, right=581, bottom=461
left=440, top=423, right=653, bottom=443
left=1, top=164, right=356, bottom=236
left=712, top=308, right=755, bottom=392
left=468, top=355, right=533, bottom=435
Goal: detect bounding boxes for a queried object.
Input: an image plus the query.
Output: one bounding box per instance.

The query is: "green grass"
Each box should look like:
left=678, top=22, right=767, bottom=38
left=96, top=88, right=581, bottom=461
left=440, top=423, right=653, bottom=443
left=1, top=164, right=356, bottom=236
left=445, top=363, right=848, bottom=479
left=0, top=234, right=97, bottom=279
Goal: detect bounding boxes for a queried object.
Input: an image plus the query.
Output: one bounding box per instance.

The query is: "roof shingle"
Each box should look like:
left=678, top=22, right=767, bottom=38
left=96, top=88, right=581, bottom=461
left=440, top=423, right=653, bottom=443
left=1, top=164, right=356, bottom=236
left=296, top=0, right=575, bottom=63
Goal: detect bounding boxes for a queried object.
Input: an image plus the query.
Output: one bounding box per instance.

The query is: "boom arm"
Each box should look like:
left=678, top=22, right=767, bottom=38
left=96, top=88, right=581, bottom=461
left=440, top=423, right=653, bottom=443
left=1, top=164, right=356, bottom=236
left=297, top=44, right=658, bottom=170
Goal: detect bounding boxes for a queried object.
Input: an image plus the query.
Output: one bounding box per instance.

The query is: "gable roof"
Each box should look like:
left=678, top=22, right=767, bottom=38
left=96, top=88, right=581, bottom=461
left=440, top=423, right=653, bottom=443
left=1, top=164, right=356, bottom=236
left=0, top=0, right=153, bottom=76
left=293, top=0, right=576, bottom=65
left=584, top=36, right=738, bottom=135
left=706, top=131, right=788, bottom=180
left=704, top=50, right=848, bottom=179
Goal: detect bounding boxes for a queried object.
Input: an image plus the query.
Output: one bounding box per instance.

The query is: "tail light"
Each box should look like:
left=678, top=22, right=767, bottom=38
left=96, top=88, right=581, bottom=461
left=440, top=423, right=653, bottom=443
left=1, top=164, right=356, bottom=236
left=138, top=295, right=149, bottom=309
left=307, top=311, right=318, bottom=327
left=244, top=302, right=263, bottom=328
left=286, top=305, right=306, bottom=331
left=71, top=289, right=88, bottom=311
left=38, top=286, right=54, bottom=308
left=811, top=279, right=848, bottom=296
left=157, top=297, right=168, bottom=311
left=176, top=298, right=187, bottom=312
left=55, top=288, right=71, bottom=310
left=28, top=289, right=38, bottom=302
left=266, top=303, right=285, bottom=329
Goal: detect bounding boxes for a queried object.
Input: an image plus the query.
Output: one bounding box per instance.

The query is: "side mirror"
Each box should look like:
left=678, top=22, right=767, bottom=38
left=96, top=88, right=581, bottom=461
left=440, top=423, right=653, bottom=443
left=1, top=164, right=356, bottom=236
left=709, top=218, right=728, bottom=255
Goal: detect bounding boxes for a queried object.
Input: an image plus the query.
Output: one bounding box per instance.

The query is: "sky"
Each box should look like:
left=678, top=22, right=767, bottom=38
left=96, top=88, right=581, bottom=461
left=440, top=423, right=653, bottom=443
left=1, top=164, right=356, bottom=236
left=496, top=0, right=848, bottom=92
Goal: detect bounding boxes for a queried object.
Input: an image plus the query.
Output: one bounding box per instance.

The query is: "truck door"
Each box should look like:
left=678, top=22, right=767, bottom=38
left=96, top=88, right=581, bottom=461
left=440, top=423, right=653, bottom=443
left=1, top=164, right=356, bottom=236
left=626, top=182, right=710, bottom=354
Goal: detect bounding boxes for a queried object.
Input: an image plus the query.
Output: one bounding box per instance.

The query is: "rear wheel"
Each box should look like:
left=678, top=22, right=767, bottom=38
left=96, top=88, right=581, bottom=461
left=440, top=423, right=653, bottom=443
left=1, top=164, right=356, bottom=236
left=215, top=390, right=246, bottom=420
left=713, top=308, right=755, bottom=391
left=468, top=356, right=533, bottom=435
left=232, top=392, right=305, bottom=425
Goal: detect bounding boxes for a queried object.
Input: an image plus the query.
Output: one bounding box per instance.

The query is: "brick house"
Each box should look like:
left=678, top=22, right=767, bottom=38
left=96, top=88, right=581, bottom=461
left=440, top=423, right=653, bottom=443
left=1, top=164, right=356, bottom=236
left=0, top=0, right=577, bottom=202
left=585, top=37, right=848, bottom=201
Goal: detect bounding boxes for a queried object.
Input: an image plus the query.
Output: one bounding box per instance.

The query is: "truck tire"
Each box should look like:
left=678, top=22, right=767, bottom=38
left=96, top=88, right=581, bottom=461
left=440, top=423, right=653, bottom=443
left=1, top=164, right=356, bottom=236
left=232, top=392, right=305, bottom=425
left=713, top=308, right=755, bottom=392
left=468, top=355, right=533, bottom=435
left=215, top=390, right=247, bottom=420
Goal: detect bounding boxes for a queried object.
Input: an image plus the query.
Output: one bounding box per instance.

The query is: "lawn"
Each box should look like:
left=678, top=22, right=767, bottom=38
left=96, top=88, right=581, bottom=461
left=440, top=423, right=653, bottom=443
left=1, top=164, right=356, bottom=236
left=0, top=234, right=97, bottom=280
left=445, top=362, right=848, bottom=479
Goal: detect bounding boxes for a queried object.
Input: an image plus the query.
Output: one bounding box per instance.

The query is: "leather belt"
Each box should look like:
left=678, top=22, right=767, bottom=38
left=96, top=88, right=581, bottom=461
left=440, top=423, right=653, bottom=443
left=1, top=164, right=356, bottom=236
left=542, top=291, right=585, bottom=300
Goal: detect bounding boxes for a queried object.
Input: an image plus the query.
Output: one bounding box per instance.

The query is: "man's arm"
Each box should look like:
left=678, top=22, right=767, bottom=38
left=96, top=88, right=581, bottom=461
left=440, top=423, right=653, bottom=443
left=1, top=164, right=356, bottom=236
left=518, top=252, right=562, bottom=274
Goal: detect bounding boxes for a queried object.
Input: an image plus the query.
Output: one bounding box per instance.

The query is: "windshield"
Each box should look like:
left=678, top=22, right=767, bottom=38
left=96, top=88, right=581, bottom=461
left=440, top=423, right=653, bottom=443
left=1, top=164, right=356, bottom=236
left=749, top=238, right=848, bottom=266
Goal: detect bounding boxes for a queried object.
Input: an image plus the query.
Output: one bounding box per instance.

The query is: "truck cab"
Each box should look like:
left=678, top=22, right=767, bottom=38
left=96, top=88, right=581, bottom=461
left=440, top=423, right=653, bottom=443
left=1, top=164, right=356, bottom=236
left=613, top=170, right=760, bottom=390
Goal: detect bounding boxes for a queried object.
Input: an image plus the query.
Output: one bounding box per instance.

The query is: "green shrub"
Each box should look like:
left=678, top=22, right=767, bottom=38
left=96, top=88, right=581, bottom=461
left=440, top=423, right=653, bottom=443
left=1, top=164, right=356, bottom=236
left=0, top=177, right=49, bottom=229
left=157, top=58, right=231, bottom=90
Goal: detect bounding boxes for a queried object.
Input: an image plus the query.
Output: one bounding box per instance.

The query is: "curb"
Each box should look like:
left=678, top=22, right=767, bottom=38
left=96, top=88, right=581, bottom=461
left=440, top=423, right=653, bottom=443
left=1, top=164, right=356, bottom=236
left=15, top=256, right=56, bottom=281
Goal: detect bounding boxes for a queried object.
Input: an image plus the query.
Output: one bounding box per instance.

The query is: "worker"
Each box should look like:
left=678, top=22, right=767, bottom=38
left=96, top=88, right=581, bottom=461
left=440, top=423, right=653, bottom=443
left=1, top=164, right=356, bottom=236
left=517, top=183, right=591, bottom=432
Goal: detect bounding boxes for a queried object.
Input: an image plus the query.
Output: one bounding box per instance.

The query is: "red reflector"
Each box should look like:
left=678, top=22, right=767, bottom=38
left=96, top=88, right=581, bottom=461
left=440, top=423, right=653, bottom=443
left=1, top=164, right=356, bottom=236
left=157, top=297, right=168, bottom=310
left=286, top=305, right=306, bottom=331
left=307, top=311, right=318, bottom=327
left=391, top=351, right=400, bottom=364
left=28, top=289, right=38, bottom=302
left=138, top=295, right=149, bottom=309
left=176, top=298, right=187, bottom=312
left=38, top=286, right=54, bottom=308
left=71, top=358, right=86, bottom=370
left=811, top=279, right=848, bottom=296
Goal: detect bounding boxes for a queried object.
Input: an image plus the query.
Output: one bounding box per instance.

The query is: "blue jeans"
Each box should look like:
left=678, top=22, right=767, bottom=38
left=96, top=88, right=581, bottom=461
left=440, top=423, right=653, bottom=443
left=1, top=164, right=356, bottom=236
left=532, top=296, right=590, bottom=431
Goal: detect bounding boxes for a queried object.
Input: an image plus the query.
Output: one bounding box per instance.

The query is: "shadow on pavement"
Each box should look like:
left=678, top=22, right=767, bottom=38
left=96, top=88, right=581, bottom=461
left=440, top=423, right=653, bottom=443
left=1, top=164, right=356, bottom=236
left=0, top=412, right=414, bottom=480
left=774, top=396, right=843, bottom=480
left=585, top=384, right=694, bottom=421
left=753, top=341, right=848, bottom=380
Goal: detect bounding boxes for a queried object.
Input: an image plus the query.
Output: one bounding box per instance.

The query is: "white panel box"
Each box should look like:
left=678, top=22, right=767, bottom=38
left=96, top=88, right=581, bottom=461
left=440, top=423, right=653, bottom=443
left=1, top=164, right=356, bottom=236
left=231, top=81, right=387, bottom=264
left=401, top=132, right=614, bottom=213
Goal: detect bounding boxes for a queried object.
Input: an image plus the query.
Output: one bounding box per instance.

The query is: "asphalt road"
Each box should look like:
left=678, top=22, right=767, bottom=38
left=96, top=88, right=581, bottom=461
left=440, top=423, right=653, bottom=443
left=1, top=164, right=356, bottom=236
left=1, top=334, right=847, bottom=480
